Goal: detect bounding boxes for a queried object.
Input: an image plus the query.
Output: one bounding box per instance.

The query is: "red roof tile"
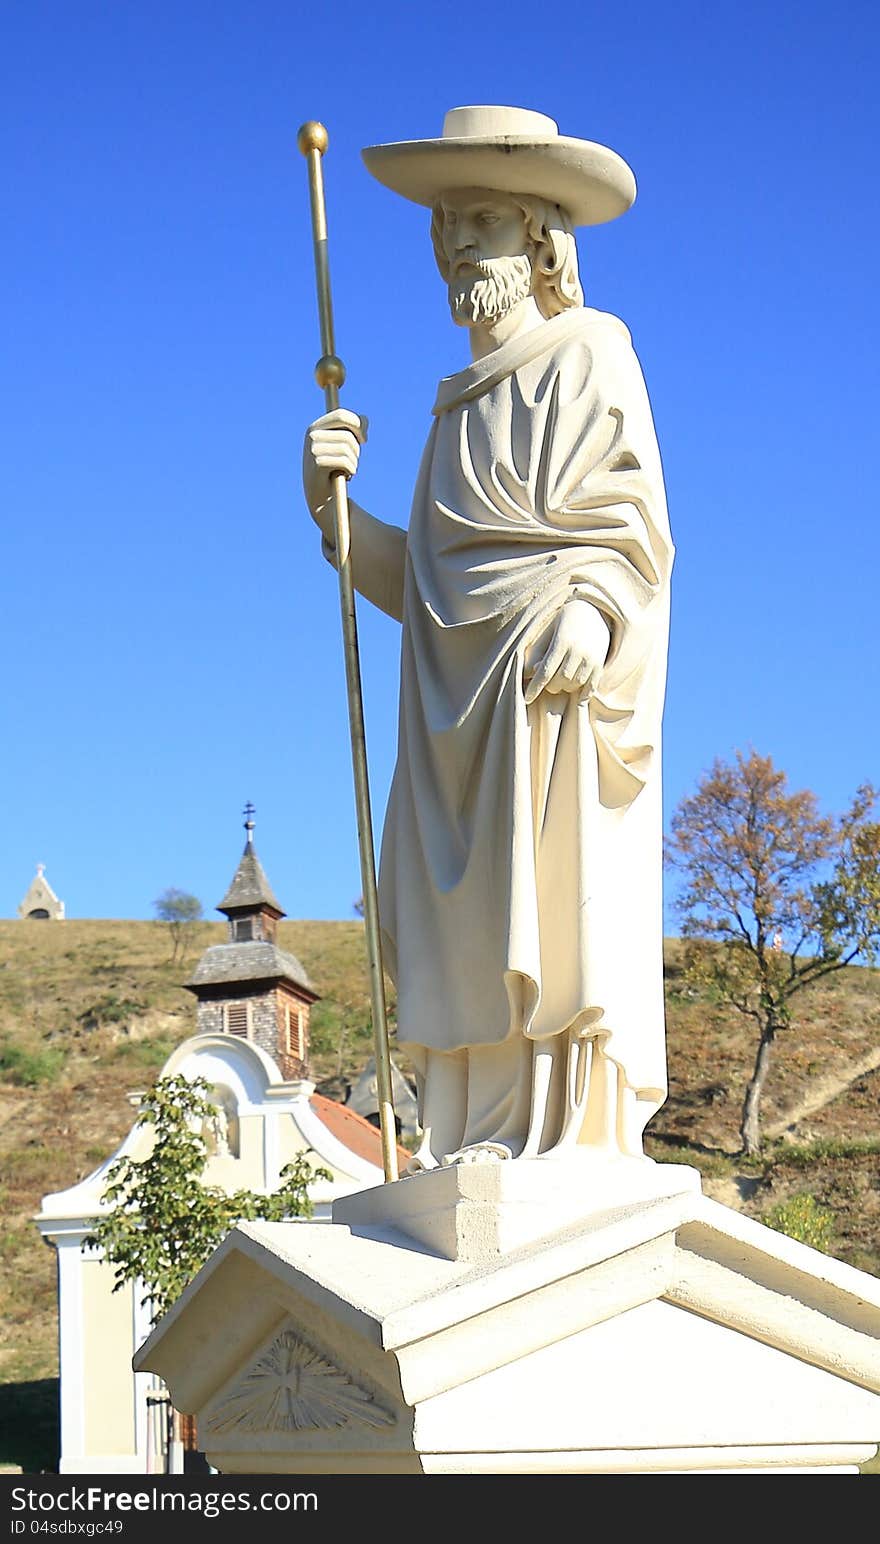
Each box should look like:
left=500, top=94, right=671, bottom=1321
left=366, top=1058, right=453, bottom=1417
left=309, top=1093, right=410, bottom=1172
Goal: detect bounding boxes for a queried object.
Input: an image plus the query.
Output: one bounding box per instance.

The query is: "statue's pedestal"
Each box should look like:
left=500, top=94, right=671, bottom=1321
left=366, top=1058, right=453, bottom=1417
left=135, top=1157, right=880, bottom=1474
left=333, top=1148, right=702, bottom=1262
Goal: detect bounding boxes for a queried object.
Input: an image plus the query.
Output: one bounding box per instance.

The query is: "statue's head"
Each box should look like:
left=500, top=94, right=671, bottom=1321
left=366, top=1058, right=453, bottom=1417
left=430, top=188, right=583, bottom=328
left=362, top=106, right=635, bottom=328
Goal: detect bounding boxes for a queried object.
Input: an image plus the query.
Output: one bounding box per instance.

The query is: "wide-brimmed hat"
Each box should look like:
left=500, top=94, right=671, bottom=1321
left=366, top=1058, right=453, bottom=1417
left=361, top=105, right=636, bottom=227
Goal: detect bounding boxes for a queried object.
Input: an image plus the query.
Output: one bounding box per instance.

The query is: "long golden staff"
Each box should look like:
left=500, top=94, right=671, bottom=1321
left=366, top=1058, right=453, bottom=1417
left=297, top=121, right=398, bottom=1183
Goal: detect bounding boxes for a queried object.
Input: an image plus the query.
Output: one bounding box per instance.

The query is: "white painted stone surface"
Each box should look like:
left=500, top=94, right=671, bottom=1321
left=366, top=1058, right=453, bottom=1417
left=135, top=1188, right=880, bottom=1474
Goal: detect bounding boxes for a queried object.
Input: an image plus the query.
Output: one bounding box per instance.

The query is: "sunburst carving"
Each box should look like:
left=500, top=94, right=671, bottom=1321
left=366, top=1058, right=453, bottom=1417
left=204, top=1328, right=396, bottom=1434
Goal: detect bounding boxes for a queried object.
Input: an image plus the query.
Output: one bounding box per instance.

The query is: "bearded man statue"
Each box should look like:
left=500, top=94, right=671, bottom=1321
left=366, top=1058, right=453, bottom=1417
left=303, top=107, right=673, bottom=1172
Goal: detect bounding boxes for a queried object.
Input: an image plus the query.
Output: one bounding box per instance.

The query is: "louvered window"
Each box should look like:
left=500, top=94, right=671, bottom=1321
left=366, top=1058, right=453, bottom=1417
left=225, top=1001, right=250, bottom=1037
left=286, top=1003, right=303, bottom=1061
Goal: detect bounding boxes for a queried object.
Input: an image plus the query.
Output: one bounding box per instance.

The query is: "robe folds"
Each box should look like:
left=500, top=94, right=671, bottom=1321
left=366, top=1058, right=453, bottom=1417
left=376, top=307, right=674, bottom=1107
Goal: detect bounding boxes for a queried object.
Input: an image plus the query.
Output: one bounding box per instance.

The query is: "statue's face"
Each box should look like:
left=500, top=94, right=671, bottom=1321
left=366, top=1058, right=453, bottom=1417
left=439, top=189, right=531, bottom=268
left=438, top=189, right=534, bottom=327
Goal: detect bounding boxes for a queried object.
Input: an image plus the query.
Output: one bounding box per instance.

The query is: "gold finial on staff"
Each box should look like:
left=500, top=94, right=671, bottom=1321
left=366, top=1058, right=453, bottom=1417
left=297, top=120, right=398, bottom=1183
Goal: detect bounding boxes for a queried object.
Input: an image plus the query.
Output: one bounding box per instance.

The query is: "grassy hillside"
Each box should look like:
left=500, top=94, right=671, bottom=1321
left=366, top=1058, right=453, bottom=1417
left=1, top=917, right=878, bottom=1467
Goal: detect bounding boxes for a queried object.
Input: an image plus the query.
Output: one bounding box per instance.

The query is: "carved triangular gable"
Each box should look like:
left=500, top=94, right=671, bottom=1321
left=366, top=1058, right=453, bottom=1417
left=202, top=1323, right=396, bottom=1437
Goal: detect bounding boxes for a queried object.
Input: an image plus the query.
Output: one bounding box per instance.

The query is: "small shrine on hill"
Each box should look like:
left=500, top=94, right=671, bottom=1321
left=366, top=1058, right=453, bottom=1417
left=17, top=862, right=65, bottom=920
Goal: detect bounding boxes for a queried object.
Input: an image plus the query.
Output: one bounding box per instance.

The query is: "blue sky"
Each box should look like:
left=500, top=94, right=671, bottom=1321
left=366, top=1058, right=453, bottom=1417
left=2, top=1, right=878, bottom=924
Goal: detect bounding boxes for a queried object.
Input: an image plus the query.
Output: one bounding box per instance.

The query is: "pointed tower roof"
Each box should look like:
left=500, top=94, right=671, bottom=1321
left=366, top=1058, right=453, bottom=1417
left=217, top=804, right=284, bottom=917
left=187, top=805, right=316, bottom=998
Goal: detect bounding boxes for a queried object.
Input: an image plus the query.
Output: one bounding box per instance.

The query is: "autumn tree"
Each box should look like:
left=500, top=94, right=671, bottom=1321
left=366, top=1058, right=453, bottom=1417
left=666, top=751, right=880, bottom=1156
left=87, top=1074, right=330, bottom=1323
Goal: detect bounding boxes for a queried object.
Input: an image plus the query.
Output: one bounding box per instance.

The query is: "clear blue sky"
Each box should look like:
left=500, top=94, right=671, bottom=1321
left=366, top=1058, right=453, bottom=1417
left=2, top=1, right=878, bottom=923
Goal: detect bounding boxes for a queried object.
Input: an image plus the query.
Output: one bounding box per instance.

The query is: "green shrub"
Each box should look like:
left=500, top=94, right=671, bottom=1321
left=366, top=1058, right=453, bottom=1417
left=765, top=1192, right=835, bottom=1252
left=0, top=1042, right=65, bottom=1086
left=779, top=1137, right=880, bottom=1165
left=107, top=1036, right=177, bottom=1069
left=78, top=995, right=146, bottom=1031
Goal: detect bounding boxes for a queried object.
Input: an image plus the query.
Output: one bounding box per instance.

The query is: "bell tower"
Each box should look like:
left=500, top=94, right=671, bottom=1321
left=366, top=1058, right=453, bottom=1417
left=186, top=807, right=318, bottom=1080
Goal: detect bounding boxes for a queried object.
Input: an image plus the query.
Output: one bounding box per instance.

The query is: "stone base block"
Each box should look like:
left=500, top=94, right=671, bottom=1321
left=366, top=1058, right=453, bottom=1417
left=333, top=1150, right=701, bottom=1262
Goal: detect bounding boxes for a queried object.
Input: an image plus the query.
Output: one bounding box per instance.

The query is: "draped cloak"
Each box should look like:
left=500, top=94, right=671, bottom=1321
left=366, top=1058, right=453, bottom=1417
left=376, top=306, right=673, bottom=1105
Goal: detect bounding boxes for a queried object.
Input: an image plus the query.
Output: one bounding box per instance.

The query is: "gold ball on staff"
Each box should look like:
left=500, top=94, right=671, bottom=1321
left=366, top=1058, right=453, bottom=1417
left=297, top=121, right=329, bottom=155
left=315, top=354, right=346, bottom=389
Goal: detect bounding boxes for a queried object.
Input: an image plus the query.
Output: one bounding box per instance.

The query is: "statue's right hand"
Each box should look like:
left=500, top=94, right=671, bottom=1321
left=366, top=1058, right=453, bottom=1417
left=302, top=409, right=368, bottom=536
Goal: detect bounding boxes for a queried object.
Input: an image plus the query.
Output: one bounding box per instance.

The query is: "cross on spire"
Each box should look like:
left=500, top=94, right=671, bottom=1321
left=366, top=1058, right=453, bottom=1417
left=243, top=802, right=256, bottom=844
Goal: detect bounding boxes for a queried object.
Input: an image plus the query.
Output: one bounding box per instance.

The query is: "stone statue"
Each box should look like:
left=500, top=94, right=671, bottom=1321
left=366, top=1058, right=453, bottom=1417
left=202, top=1102, right=229, bottom=1158
left=203, top=1086, right=239, bottom=1159
left=303, top=107, right=673, bottom=1171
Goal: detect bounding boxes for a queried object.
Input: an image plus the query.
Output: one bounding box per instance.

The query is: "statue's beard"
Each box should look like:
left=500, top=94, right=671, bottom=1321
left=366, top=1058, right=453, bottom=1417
left=448, top=254, right=533, bottom=326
